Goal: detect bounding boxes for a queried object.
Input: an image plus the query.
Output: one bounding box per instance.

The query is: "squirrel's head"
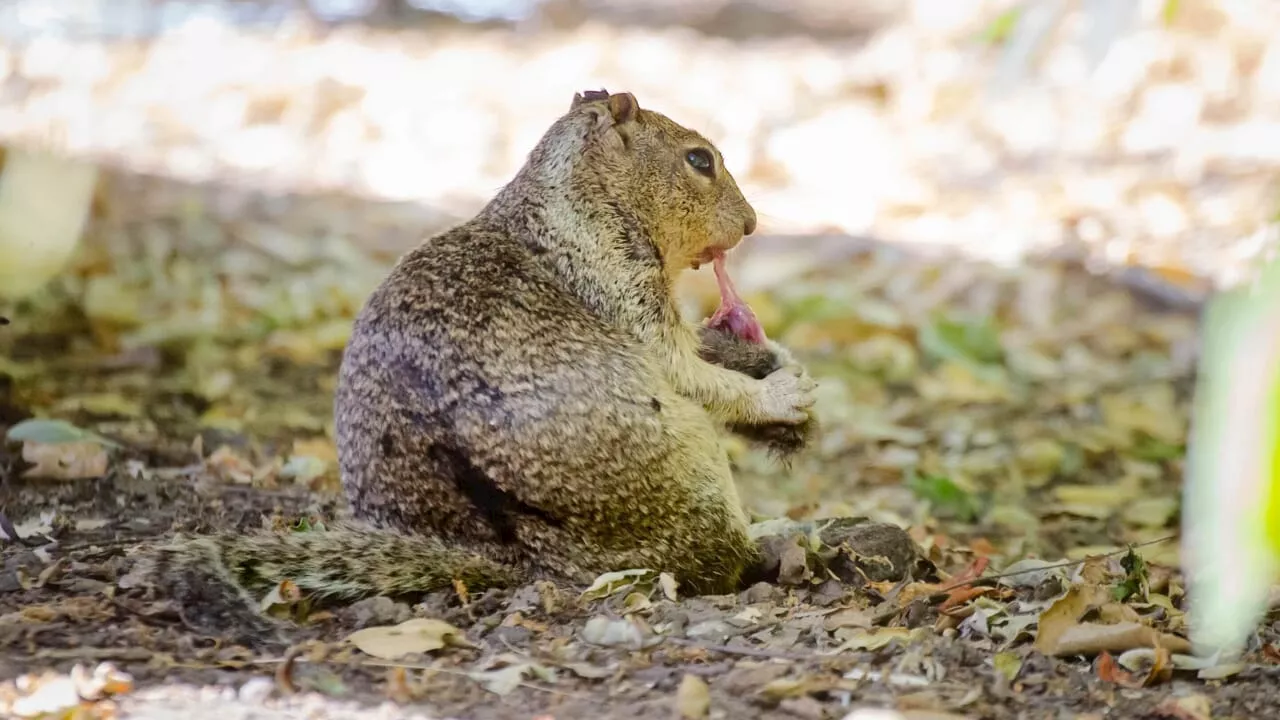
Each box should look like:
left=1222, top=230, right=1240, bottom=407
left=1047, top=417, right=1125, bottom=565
left=534, top=89, right=757, bottom=274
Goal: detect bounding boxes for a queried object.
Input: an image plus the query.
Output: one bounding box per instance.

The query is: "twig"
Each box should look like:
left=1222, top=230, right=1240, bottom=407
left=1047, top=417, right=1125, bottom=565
left=936, top=535, right=1178, bottom=593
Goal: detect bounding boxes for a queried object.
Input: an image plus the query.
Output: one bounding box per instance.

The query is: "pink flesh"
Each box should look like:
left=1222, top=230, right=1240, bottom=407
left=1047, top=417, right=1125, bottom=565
left=707, top=254, right=767, bottom=344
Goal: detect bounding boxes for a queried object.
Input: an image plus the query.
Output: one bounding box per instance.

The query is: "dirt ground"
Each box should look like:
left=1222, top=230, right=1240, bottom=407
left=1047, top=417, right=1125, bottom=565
left=3, top=169, right=1280, bottom=720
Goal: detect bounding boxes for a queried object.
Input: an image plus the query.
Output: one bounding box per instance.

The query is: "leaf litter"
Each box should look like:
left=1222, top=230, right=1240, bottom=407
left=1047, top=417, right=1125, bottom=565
left=1, top=130, right=1276, bottom=720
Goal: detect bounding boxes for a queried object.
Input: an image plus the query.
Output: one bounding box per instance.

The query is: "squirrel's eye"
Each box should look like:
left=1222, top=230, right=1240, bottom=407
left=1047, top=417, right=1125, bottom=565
left=685, top=148, right=714, bottom=175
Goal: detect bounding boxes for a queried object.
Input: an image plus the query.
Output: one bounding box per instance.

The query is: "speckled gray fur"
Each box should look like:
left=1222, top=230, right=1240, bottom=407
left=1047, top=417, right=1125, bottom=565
left=146, top=90, right=818, bottom=622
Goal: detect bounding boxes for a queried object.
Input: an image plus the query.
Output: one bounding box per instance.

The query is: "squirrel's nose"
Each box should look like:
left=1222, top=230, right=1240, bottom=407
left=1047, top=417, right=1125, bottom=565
left=743, top=211, right=757, bottom=237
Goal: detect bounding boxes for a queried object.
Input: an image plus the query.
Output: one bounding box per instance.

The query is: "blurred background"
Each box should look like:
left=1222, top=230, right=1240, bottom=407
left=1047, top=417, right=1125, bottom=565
left=1, top=0, right=1279, bottom=565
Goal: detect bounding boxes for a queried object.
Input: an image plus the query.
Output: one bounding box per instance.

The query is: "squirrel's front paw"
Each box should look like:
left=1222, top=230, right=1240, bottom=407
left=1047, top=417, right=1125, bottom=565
left=757, top=365, right=817, bottom=424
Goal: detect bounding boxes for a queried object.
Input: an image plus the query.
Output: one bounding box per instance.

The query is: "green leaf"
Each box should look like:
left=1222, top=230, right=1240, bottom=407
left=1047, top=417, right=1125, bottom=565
left=1112, top=547, right=1150, bottom=602
left=579, top=568, right=658, bottom=601
left=5, top=418, right=121, bottom=448
left=907, top=472, right=981, bottom=523
left=1130, top=436, right=1185, bottom=462
left=918, top=314, right=1005, bottom=367
left=1161, top=0, right=1181, bottom=26
left=980, top=7, right=1023, bottom=46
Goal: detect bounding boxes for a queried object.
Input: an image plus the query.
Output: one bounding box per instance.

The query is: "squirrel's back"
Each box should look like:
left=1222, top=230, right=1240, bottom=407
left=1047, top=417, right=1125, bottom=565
left=334, top=215, right=754, bottom=587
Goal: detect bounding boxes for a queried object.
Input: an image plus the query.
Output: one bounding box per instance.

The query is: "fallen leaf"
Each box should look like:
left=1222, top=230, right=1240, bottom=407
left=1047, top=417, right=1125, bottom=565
left=562, top=662, right=616, bottom=680
left=73, top=518, right=111, bottom=531
left=472, top=664, right=533, bottom=696
left=991, top=612, right=1039, bottom=646
left=659, top=572, right=679, bottom=602
left=1151, top=693, right=1213, bottom=720
left=622, top=592, right=652, bottom=614
left=1099, top=385, right=1185, bottom=445
left=5, top=418, right=120, bottom=448
left=906, top=472, right=981, bottom=522
left=1115, top=647, right=1173, bottom=686
left=992, top=651, right=1022, bottom=683
left=54, top=393, right=144, bottom=419
left=22, top=441, right=109, bottom=480
left=831, top=627, right=922, bottom=652
left=1033, top=584, right=1112, bottom=655
left=346, top=618, right=469, bottom=660
left=259, top=579, right=303, bottom=615
left=823, top=607, right=875, bottom=631
left=995, top=558, right=1067, bottom=588
left=758, top=676, right=829, bottom=703
left=917, top=313, right=1004, bottom=366
left=777, top=539, right=811, bottom=586
left=1046, top=621, right=1190, bottom=657
left=580, top=615, right=649, bottom=649
left=676, top=673, right=711, bottom=719
left=279, top=454, right=329, bottom=485
left=1096, top=651, right=1144, bottom=688
left=938, top=585, right=995, bottom=612
left=2, top=663, right=134, bottom=718
left=579, top=569, right=656, bottom=601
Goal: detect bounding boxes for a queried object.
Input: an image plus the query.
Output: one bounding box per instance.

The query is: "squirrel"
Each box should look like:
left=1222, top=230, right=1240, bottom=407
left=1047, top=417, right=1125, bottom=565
left=141, top=90, right=850, bottom=631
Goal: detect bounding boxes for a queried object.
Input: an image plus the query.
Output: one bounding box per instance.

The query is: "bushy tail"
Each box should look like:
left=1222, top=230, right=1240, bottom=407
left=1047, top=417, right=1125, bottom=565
left=130, top=522, right=526, bottom=645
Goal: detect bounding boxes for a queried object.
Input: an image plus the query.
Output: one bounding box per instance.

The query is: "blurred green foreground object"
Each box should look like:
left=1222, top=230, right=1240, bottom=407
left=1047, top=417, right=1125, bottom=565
left=0, top=148, right=99, bottom=301
left=1183, top=254, right=1280, bottom=659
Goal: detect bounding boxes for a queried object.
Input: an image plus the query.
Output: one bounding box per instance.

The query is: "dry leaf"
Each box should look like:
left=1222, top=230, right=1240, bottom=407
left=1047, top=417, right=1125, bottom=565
left=580, top=615, right=648, bottom=649
left=346, top=618, right=469, bottom=660
left=622, top=592, right=653, bottom=614
left=823, top=607, right=875, bottom=631
left=659, top=572, right=679, bottom=601
left=1033, top=584, right=1111, bottom=655
left=758, top=677, right=828, bottom=703
left=1115, top=647, right=1174, bottom=687
left=777, top=541, right=810, bottom=586
left=992, top=651, right=1022, bottom=683
left=579, top=569, right=656, bottom=601
left=1096, top=651, right=1146, bottom=688
left=995, top=558, right=1067, bottom=588
left=562, top=662, right=616, bottom=680
left=472, top=664, right=532, bottom=696
left=676, top=674, right=710, bottom=719
left=1151, top=693, right=1213, bottom=720
left=1045, top=621, right=1190, bottom=657
left=259, top=579, right=303, bottom=613
left=832, top=627, right=921, bottom=652
left=21, top=441, right=109, bottom=480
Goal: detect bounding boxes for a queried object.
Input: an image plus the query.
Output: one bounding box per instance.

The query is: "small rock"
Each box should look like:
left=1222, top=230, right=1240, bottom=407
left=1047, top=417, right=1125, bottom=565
left=238, top=676, right=275, bottom=704
left=685, top=619, right=734, bottom=641
left=841, top=710, right=906, bottom=720
left=780, top=695, right=826, bottom=720
left=675, top=673, right=711, bottom=719
left=741, top=581, right=782, bottom=604
left=340, top=596, right=412, bottom=628
left=581, top=615, right=648, bottom=649
left=650, top=606, right=690, bottom=636
left=810, top=579, right=846, bottom=606
left=489, top=624, right=532, bottom=646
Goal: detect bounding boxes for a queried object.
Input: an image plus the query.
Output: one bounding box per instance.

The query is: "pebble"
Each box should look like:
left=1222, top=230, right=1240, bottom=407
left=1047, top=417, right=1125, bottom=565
left=236, top=676, right=275, bottom=705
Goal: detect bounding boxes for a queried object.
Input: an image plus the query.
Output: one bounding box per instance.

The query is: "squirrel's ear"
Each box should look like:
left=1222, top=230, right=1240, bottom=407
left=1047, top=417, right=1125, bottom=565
left=571, top=88, right=610, bottom=111
left=607, top=92, right=639, bottom=125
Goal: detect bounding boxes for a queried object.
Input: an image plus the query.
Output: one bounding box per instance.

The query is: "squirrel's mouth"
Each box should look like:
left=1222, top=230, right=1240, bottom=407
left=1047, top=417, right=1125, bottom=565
left=704, top=251, right=767, bottom=344
left=690, top=245, right=734, bottom=271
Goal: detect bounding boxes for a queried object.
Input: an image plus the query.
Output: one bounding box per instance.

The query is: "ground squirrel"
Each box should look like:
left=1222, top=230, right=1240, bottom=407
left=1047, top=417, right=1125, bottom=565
left=143, top=90, right=903, bottom=630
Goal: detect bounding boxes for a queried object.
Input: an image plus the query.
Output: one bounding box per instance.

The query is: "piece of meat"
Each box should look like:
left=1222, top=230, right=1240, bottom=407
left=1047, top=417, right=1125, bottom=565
left=706, top=253, right=767, bottom=344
